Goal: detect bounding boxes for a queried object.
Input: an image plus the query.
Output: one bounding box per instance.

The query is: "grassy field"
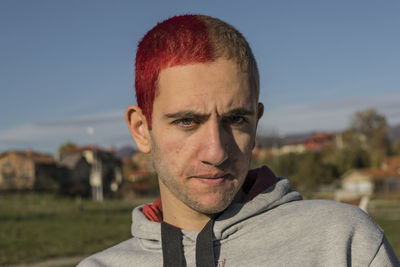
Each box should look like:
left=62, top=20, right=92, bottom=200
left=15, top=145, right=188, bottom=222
left=0, top=193, right=154, bottom=265
left=369, top=198, right=400, bottom=257
left=0, top=193, right=399, bottom=265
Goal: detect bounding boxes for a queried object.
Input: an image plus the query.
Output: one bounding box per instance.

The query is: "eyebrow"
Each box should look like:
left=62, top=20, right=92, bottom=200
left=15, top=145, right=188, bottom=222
left=164, top=111, right=209, bottom=120
left=164, top=108, right=254, bottom=120
left=223, top=108, right=255, bottom=117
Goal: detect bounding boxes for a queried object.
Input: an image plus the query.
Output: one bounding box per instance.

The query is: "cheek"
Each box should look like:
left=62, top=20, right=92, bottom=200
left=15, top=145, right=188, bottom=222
left=158, top=136, right=191, bottom=176
left=232, top=132, right=253, bottom=155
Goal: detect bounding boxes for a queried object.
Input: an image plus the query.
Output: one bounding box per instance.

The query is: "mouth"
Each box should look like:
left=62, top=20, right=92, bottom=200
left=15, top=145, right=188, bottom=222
left=190, top=173, right=231, bottom=186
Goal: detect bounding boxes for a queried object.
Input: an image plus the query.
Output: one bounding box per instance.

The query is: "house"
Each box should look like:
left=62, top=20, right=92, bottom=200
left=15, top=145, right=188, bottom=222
left=58, top=152, right=91, bottom=195
left=304, top=133, right=335, bottom=151
left=334, top=166, right=400, bottom=212
left=335, top=167, right=400, bottom=202
left=59, top=146, right=123, bottom=199
left=0, top=150, right=59, bottom=191
left=279, top=142, right=306, bottom=154
left=252, top=132, right=338, bottom=157
left=381, top=156, right=400, bottom=175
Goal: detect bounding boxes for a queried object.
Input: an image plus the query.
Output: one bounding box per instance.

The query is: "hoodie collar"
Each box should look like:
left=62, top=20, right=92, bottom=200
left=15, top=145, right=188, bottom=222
left=132, top=166, right=302, bottom=244
left=141, top=165, right=279, bottom=223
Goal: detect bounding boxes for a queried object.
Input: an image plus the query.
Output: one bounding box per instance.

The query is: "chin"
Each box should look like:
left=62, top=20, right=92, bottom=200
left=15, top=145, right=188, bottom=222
left=190, top=192, right=236, bottom=215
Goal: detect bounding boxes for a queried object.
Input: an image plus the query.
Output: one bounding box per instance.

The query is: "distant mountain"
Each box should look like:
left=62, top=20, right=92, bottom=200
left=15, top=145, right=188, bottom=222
left=257, top=131, right=318, bottom=148
left=279, top=131, right=319, bottom=145
left=115, top=145, right=137, bottom=158
left=256, top=123, right=400, bottom=149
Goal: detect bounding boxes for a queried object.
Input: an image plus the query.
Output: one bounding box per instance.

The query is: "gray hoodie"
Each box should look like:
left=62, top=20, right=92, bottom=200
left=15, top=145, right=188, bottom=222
left=79, top=167, right=399, bottom=266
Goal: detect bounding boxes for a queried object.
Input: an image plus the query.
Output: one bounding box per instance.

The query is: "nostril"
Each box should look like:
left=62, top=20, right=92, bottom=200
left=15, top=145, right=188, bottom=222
left=198, top=121, right=230, bottom=166
left=200, top=143, right=228, bottom=166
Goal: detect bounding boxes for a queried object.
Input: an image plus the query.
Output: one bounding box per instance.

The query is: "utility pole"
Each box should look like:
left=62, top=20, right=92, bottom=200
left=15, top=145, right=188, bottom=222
left=90, top=150, right=103, bottom=202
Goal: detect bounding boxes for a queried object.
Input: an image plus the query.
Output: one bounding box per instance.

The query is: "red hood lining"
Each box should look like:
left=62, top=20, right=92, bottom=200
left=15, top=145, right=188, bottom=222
left=141, top=166, right=278, bottom=223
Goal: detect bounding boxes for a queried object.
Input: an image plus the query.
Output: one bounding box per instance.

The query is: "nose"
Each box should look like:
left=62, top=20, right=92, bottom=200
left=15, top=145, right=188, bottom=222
left=198, top=121, right=229, bottom=166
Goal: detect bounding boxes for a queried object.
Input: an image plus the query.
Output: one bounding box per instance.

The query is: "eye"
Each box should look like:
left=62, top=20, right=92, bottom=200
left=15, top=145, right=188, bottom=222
left=225, top=115, right=246, bottom=125
left=179, top=118, right=194, bottom=126
left=173, top=118, right=197, bottom=129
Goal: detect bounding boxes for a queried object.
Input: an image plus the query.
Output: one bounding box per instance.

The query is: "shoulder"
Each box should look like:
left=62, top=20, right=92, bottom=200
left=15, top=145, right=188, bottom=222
left=248, top=199, right=392, bottom=265
left=78, top=238, right=155, bottom=267
left=253, top=199, right=386, bottom=253
left=287, top=199, right=372, bottom=218
left=293, top=200, right=399, bottom=266
left=77, top=239, right=134, bottom=267
left=281, top=199, right=383, bottom=234
left=278, top=200, right=386, bottom=261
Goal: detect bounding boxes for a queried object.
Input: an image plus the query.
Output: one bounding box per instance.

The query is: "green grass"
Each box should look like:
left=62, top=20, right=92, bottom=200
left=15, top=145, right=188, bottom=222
left=0, top=193, right=154, bottom=265
left=369, top=199, right=400, bottom=257
left=373, top=217, right=400, bottom=256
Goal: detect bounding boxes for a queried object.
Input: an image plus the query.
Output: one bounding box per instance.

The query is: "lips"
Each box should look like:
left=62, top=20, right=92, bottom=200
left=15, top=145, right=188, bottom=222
left=189, top=173, right=231, bottom=186
left=190, top=173, right=230, bottom=179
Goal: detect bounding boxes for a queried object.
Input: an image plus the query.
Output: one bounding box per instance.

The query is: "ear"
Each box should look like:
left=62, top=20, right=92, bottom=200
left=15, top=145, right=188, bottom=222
left=252, top=102, right=264, bottom=149
left=257, top=102, right=264, bottom=121
left=125, top=105, right=151, bottom=153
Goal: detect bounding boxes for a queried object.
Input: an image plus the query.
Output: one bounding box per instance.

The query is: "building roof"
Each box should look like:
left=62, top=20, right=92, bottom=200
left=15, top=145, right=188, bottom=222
left=343, top=168, right=399, bottom=181
left=360, top=169, right=395, bottom=180
left=304, top=132, right=335, bottom=150
left=59, top=153, right=84, bottom=169
left=71, top=145, right=113, bottom=154
left=382, top=156, right=400, bottom=174
left=306, top=132, right=334, bottom=142
left=0, top=150, right=55, bottom=164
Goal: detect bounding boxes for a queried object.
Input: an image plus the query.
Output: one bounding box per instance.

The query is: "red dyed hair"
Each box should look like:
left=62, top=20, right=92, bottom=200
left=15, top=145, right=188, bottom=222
left=135, top=14, right=259, bottom=127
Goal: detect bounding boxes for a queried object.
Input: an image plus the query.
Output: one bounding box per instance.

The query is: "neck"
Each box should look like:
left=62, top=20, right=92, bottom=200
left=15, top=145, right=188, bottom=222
left=159, top=182, right=211, bottom=231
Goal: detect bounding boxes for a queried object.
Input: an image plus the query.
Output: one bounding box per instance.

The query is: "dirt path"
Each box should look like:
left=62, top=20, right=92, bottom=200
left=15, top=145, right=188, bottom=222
left=6, top=255, right=85, bottom=267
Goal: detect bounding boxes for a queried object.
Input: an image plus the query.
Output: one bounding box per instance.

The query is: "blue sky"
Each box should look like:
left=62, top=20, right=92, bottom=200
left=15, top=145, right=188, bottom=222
left=1, top=0, right=399, bottom=153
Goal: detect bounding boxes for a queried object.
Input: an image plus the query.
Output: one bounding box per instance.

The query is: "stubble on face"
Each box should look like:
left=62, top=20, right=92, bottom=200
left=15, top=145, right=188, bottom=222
left=150, top=133, right=247, bottom=215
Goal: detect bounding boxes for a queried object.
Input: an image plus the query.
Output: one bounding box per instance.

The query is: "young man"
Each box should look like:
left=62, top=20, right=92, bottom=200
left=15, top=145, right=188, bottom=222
left=79, top=15, right=399, bottom=266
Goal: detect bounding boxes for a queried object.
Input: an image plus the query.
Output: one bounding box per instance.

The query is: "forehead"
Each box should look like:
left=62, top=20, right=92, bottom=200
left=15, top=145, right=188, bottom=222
left=154, top=59, right=255, bottom=114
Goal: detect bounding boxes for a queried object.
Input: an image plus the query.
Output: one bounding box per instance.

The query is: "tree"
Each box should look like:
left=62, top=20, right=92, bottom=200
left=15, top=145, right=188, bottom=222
left=391, top=140, right=400, bottom=156
left=58, top=141, right=78, bottom=155
left=351, top=109, right=387, bottom=138
left=350, top=109, right=390, bottom=167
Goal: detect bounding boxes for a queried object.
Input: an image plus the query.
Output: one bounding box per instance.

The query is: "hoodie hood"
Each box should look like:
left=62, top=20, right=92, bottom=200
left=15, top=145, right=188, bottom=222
left=131, top=166, right=302, bottom=249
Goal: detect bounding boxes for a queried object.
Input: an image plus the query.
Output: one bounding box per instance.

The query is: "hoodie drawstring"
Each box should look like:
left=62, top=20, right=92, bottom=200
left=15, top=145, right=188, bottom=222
left=195, top=218, right=215, bottom=267
left=161, top=219, right=215, bottom=267
left=161, top=221, right=185, bottom=266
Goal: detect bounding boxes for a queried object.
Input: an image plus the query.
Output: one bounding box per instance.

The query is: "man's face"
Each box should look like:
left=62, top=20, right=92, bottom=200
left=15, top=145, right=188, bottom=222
left=150, top=58, right=262, bottom=214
